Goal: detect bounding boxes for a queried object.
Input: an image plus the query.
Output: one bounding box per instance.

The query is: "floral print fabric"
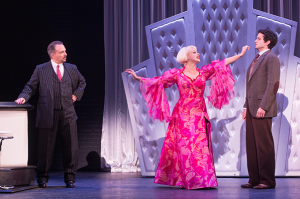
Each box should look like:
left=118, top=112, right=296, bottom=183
left=139, top=59, right=234, bottom=189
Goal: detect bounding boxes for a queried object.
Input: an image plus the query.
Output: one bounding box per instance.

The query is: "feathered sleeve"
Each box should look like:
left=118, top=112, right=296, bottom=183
left=139, top=68, right=178, bottom=122
left=201, top=59, right=235, bottom=109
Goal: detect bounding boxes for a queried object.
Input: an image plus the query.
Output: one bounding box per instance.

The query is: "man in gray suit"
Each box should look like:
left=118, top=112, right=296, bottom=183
left=241, top=30, right=280, bottom=189
left=15, top=41, right=86, bottom=188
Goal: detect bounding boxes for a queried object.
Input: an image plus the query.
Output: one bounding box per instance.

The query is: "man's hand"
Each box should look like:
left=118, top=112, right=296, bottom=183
left=72, top=95, right=77, bottom=103
left=242, top=109, right=247, bottom=121
left=256, top=107, right=265, bottom=118
left=15, top=98, right=26, bottom=104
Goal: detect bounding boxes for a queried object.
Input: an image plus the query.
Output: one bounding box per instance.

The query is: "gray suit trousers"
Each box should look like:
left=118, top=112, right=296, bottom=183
left=246, top=101, right=276, bottom=187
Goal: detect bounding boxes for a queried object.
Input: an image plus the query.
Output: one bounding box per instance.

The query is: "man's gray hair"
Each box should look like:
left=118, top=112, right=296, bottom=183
left=47, top=41, right=63, bottom=58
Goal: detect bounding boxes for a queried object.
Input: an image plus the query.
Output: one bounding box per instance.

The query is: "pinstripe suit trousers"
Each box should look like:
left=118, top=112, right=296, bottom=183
left=37, top=105, right=78, bottom=183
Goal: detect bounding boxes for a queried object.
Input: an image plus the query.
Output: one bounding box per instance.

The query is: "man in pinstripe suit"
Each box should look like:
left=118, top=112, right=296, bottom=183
left=15, top=41, right=86, bottom=188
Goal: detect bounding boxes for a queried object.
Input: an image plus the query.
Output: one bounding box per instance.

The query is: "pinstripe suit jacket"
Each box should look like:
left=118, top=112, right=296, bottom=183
left=243, top=50, right=280, bottom=117
left=18, top=61, right=86, bottom=128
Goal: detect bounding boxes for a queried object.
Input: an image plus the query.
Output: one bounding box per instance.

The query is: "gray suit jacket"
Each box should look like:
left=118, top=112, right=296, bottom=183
left=243, top=50, right=280, bottom=117
left=18, top=61, right=86, bottom=128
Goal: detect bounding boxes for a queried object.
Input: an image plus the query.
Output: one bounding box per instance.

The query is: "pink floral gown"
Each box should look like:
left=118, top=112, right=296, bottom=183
left=140, top=59, right=235, bottom=190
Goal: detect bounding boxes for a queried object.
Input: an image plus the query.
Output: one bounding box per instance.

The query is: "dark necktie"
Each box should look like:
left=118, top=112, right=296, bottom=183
left=249, top=54, right=260, bottom=80
left=57, top=65, right=62, bottom=81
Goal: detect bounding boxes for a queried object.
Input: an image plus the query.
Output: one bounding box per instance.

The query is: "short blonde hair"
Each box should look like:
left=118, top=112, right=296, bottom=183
left=176, top=45, right=197, bottom=64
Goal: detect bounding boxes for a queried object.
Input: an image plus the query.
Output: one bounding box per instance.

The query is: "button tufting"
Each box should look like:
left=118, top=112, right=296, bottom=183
left=202, top=23, right=206, bottom=33
left=218, top=34, right=222, bottom=44
left=177, top=39, right=183, bottom=46
left=212, top=22, right=217, bottom=33
left=241, top=13, right=245, bottom=22
left=218, top=13, right=223, bottom=22
left=281, top=39, right=286, bottom=47
left=223, top=2, right=228, bottom=11
left=235, top=2, right=239, bottom=10
left=171, top=29, right=176, bottom=36
left=229, top=11, right=233, bottom=21
left=223, top=22, right=228, bottom=32
left=229, top=33, right=234, bottom=44
left=276, top=27, right=282, bottom=35
left=156, top=42, right=161, bottom=50
left=166, top=41, right=172, bottom=48
left=235, top=23, right=240, bottom=33
left=206, top=14, right=211, bottom=22
left=212, top=3, right=217, bottom=11
left=201, top=4, right=206, bottom=11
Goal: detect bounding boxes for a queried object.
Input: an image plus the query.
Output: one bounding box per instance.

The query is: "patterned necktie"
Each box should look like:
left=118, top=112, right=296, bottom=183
left=249, top=54, right=260, bottom=80
left=57, top=65, right=62, bottom=81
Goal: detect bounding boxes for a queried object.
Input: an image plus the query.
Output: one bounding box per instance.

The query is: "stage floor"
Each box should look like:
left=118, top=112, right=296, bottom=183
left=1, top=172, right=299, bottom=198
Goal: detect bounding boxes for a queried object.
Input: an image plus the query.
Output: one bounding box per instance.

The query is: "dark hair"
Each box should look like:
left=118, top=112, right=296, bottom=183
left=258, top=29, right=278, bottom=49
left=47, top=41, right=63, bottom=57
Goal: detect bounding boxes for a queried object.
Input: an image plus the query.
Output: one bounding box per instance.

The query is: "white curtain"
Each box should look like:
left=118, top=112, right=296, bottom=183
left=101, top=0, right=187, bottom=172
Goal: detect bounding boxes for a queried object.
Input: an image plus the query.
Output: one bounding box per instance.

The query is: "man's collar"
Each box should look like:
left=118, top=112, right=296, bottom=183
left=258, top=49, right=270, bottom=56
left=50, top=59, right=63, bottom=67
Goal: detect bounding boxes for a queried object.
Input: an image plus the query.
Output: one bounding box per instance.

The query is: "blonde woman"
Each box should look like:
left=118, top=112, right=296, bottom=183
left=125, top=45, right=249, bottom=189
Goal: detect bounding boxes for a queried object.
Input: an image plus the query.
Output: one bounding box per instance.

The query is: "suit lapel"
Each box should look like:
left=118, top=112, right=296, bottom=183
left=64, top=63, right=70, bottom=76
left=248, top=50, right=271, bottom=82
left=64, top=63, right=75, bottom=91
left=42, top=61, right=54, bottom=99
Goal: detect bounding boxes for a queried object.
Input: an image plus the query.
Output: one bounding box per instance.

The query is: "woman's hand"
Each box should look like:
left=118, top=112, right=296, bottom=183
left=225, top=45, right=250, bottom=65
left=240, top=45, right=250, bottom=57
left=125, top=69, right=142, bottom=82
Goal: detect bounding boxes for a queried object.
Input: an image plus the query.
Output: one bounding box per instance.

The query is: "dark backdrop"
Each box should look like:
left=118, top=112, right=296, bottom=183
left=0, top=0, right=105, bottom=171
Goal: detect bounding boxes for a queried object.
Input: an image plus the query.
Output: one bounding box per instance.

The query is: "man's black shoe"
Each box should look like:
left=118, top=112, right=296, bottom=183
left=38, top=181, right=47, bottom=188
left=66, top=181, right=75, bottom=188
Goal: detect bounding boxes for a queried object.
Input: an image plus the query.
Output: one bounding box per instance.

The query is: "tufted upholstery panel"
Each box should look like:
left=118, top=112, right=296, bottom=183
left=286, top=62, right=300, bottom=174
left=192, top=0, right=248, bottom=174
left=150, top=19, right=186, bottom=113
left=125, top=65, right=166, bottom=174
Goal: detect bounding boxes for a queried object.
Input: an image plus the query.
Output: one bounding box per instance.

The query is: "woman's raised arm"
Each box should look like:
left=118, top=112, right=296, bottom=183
left=225, top=45, right=250, bottom=65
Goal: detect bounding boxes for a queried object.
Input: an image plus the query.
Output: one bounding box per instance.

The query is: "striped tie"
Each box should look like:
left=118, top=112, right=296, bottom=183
left=249, top=54, right=260, bottom=81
